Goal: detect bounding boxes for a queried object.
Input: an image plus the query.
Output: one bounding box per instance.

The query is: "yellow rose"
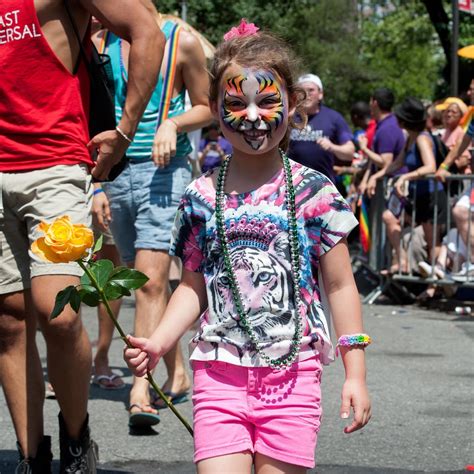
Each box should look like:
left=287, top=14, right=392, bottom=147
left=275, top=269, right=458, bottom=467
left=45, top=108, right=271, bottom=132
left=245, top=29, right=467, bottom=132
left=31, top=216, right=94, bottom=263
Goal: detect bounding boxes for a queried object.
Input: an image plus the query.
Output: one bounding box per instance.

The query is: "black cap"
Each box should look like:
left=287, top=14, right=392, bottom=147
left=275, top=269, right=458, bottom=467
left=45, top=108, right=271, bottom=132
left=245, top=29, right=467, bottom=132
left=394, top=97, right=427, bottom=125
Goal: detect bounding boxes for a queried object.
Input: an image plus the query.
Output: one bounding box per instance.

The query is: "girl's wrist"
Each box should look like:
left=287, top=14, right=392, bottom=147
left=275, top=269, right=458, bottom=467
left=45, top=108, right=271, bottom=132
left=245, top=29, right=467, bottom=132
left=150, top=334, right=169, bottom=356
left=344, top=370, right=367, bottom=381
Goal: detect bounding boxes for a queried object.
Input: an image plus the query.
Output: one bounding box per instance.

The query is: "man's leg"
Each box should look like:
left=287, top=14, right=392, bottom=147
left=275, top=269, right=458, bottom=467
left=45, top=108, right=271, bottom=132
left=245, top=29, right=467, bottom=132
left=129, top=249, right=190, bottom=413
left=0, top=290, right=44, bottom=457
left=32, top=274, right=92, bottom=439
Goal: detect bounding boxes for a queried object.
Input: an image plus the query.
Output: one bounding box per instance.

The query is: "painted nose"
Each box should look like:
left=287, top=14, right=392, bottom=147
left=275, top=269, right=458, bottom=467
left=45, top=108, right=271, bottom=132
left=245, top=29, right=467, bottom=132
left=246, top=104, right=260, bottom=122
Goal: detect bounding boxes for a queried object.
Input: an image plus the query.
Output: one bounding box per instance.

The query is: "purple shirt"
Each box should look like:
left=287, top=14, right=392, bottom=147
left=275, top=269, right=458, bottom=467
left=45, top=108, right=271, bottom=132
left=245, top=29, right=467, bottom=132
left=199, top=137, right=232, bottom=173
left=372, top=113, right=405, bottom=157
left=288, top=105, right=353, bottom=182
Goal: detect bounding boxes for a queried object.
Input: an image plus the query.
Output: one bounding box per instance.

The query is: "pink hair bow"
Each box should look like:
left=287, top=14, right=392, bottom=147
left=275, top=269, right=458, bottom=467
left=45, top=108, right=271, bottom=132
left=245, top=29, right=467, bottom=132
left=223, top=19, right=260, bottom=41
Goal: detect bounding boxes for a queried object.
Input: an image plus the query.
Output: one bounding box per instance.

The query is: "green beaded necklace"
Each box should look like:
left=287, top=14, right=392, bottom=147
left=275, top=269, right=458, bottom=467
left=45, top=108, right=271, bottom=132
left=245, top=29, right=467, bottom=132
left=215, top=149, right=303, bottom=369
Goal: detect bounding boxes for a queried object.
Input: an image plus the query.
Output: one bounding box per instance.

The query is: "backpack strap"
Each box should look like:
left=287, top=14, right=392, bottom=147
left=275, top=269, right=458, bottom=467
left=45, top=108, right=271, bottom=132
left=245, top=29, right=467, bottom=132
left=155, top=23, right=182, bottom=131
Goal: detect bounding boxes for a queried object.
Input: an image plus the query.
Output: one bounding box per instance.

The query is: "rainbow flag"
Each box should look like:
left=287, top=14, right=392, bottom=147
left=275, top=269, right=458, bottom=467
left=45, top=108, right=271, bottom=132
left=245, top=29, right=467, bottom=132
left=359, top=196, right=370, bottom=254
left=460, top=106, right=474, bottom=133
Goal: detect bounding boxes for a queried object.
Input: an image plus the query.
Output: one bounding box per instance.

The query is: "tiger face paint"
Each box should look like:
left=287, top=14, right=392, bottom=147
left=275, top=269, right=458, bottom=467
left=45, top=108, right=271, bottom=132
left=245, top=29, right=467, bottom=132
left=218, top=65, right=288, bottom=153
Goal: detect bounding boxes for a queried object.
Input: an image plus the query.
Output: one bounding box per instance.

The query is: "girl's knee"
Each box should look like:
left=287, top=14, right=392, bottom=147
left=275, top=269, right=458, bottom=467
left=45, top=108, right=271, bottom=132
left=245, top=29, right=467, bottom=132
left=453, top=204, right=468, bottom=223
left=382, top=210, right=397, bottom=227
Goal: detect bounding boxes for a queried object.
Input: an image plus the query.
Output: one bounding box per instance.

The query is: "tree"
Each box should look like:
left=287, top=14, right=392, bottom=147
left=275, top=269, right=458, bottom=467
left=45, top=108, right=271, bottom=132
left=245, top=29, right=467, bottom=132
left=359, top=0, right=441, bottom=101
left=421, top=0, right=474, bottom=93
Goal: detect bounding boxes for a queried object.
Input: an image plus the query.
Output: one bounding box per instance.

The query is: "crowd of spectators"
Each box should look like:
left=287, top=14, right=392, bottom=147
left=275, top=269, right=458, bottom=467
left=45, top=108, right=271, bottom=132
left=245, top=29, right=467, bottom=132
left=287, top=76, right=474, bottom=302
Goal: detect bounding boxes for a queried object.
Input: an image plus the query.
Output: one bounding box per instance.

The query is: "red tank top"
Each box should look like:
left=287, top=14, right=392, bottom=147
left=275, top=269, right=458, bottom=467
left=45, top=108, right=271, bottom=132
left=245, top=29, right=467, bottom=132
left=0, top=0, right=93, bottom=171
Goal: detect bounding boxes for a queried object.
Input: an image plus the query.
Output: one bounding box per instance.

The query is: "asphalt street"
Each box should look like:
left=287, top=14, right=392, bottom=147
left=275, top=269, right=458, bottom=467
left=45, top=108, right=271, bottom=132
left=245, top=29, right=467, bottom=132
left=0, top=298, right=472, bottom=473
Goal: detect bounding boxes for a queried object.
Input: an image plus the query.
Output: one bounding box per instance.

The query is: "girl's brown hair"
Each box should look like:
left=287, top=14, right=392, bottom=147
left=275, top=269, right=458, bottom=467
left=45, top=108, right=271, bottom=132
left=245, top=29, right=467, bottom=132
left=209, top=31, right=306, bottom=150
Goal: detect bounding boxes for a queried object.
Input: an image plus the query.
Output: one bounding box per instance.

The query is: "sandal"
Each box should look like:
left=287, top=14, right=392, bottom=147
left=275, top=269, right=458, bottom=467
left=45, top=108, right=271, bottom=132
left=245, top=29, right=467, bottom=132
left=92, top=374, right=125, bottom=390
left=128, top=403, right=160, bottom=427
left=152, top=390, right=189, bottom=409
left=45, top=383, right=56, bottom=400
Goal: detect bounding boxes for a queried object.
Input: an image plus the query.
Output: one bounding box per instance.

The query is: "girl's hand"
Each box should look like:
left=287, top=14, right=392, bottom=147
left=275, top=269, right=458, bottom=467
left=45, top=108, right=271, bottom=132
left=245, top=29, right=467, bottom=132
left=340, top=378, right=371, bottom=433
left=394, top=175, right=408, bottom=197
left=123, top=334, right=162, bottom=377
left=435, top=167, right=451, bottom=182
left=152, top=119, right=178, bottom=168
left=92, top=190, right=111, bottom=233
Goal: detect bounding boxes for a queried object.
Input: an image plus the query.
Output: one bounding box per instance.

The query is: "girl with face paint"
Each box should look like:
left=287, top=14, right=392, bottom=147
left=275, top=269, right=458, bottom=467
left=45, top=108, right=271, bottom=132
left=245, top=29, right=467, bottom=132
left=124, top=22, right=371, bottom=474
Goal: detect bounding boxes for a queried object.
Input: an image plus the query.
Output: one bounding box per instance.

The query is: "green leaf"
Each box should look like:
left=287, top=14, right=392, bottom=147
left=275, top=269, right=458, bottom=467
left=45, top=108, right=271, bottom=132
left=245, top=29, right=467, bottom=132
left=104, top=281, right=131, bottom=301
left=92, top=234, right=104, bottom=254
left=109, top=267, right=149, bottom=291
left=50, top=285, right=76, bottom=320
left=78, top=288, right=101, bottom=307
left=80, top=269, right=92, bottom=287
left=69, top=287, right=82, bottom=313
left=89, top=259, right=114, bottom=290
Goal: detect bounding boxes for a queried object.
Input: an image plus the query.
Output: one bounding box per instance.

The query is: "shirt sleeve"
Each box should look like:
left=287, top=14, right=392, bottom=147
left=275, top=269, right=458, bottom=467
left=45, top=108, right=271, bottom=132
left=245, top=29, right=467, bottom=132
left=303, top=175, right=359, bottom=258
left=169, top=193, right=206, bottom=272
left=335, top=113, right=353, bottom=145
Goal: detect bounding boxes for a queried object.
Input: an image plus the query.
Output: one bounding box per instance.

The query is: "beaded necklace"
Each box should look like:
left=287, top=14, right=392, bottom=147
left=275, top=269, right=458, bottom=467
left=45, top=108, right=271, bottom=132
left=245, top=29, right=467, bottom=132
left=215, top=149, right=303, bottom=369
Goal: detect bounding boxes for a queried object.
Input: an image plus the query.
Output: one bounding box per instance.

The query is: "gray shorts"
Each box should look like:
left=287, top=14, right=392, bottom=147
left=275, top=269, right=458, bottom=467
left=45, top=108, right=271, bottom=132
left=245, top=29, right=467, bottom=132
left=103, top=157, right=191, bottom=263
left=0, top=164, right=92, bottom=295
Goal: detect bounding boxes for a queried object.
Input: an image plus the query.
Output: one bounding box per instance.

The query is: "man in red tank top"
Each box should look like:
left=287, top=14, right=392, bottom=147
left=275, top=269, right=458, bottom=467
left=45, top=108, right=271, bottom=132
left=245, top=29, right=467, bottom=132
left=0, top=1, right=164, bottom=472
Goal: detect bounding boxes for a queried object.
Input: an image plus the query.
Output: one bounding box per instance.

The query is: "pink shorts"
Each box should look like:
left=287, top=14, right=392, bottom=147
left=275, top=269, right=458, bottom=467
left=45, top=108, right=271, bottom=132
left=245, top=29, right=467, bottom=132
left=192, top=355, right=323, bottom=468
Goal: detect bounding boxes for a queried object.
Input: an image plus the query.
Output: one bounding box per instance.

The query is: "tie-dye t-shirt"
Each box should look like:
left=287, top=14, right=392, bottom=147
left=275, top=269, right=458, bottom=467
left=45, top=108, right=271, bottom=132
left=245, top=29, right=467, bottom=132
left=170, top=161, right=358, bottom=367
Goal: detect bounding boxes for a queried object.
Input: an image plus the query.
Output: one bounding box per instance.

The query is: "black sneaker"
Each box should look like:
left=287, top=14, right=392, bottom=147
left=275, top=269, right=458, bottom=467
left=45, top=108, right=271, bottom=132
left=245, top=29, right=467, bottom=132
left=59, top=413, right=99, bottom=474
left=16, top=435, right=53, bottom=474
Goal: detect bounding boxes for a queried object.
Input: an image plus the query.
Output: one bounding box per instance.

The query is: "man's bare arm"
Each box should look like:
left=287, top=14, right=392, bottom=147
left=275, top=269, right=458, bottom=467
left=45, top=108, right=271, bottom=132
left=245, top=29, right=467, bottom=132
left=78, top=0, right=164, bottom=179
left=80, top=0, right=164, bottom=137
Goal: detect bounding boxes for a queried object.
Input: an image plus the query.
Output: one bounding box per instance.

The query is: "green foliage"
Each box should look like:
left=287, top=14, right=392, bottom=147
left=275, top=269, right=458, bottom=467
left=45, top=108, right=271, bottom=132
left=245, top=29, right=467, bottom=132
left=51, top=285, right=79, bottom=320
left=92, top=234, right=103, bottom=254
left=50, top=260, right=148, bottom=319
left=360, top=0, right=441, bottom=101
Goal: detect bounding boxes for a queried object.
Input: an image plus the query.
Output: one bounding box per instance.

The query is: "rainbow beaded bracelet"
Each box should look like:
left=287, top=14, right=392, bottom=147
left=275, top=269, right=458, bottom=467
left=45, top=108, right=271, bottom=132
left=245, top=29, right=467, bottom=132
left=336, top=333, right=371, bottom=355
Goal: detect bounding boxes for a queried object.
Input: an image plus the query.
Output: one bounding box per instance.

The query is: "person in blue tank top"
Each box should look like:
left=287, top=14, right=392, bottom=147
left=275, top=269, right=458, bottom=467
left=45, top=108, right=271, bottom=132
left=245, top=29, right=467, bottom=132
left=92, top=11, right=212, bottom=429
left=381, top=97, right=447, bottom=274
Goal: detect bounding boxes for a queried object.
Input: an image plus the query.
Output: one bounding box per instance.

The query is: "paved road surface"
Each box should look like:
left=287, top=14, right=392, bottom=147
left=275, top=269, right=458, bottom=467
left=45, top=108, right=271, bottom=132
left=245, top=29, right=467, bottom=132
left=0, top=299, right=472, bottom=473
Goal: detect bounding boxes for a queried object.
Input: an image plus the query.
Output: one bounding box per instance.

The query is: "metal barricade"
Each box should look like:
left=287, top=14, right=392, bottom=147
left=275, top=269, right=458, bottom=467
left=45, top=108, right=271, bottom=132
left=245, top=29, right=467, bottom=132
left=363, top=174, right=474, bottom=304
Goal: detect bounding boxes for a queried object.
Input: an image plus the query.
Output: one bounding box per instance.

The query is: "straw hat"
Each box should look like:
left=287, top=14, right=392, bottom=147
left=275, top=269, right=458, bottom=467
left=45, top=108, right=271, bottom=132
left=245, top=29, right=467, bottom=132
left=435, top=97, right=468, bottom=115
left=458, top=45, right=474, bottom=59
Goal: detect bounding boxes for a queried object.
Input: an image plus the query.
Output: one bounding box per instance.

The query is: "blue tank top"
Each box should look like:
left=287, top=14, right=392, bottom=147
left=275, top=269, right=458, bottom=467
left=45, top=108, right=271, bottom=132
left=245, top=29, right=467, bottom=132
left=107, top=22, right=192, bottom=161
left=404, top=132, right=443, bottom=195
